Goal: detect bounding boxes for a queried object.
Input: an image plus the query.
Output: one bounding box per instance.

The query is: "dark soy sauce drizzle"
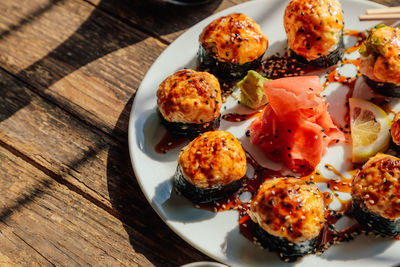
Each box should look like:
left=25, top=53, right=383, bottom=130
left=222, top=29, right=366, bottom=124
left=193, top=151, right=363, bottom=260
left=222, top=108, right=264, bottom=122
left=155, top=131, right=189, bottom=154
left=236, top=157, right=363, bottom=259
left=157, top=29, right=397, bottom=260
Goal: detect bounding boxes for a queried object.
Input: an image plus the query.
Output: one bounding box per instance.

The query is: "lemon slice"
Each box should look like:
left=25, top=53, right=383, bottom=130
left=349, top=98, right=391, bottom=163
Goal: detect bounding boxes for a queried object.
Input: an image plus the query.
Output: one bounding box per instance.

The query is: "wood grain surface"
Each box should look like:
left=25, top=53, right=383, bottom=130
left=0, top=0, right=390, bottom=266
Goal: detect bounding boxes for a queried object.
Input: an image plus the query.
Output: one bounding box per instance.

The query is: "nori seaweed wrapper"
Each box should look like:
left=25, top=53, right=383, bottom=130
left=364, top=75, right=400, bottom=97
left=197, top=45, right=264, bottom=80
left=289, top=33, right=344, bottom=68
left=174, top=165, right=242, bottom=204
left=352, top=198, right=400, bottom=236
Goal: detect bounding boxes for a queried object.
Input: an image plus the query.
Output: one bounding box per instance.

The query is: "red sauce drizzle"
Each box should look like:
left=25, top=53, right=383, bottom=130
left=343, top=29, right=366, bottom=54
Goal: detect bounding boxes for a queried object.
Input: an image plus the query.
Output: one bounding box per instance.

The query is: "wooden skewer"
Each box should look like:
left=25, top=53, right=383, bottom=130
left=359, top=13, right=400, bottom=21
left=366, top=6, right=400, bottom=15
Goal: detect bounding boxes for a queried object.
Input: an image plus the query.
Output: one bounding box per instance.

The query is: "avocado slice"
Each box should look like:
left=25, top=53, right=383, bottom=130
left=238, top=70, right=269, bottom=109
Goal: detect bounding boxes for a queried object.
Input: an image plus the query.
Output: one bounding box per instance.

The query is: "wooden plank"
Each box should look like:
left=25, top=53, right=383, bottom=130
left=0, top=0, right=166, bottom=140
left=0, top=142, right=210, bottom=266
left=84, top=0, right=390, bottom=44
left=0, top=62, right=210, bottom=265
left=83, top=0, right=247, bottom=43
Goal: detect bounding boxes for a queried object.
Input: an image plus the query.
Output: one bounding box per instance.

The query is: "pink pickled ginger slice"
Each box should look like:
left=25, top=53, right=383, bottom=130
left=248, top=76, right=344, bottom=175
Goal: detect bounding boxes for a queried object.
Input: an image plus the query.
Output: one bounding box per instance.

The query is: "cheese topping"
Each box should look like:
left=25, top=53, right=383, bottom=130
left=392, top=112, right=400, bottom=146
left=360, top=26, right=400, bottom=85
left=157, top=69, right=221, bottom=124
left=199, top=13, right=268, bottom=65
left=178, top=131, right=247, bottom=188
left=352, top=153, right=400, bottom=220
left=284, top=0, right=343, bottom=61
left=249, top=178, right=325, bottom=242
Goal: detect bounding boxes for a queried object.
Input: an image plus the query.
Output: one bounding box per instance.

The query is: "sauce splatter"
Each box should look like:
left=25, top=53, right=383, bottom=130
left=222, top=108, right=264, bottom=122
left=155, top=131, right=189, bottom=154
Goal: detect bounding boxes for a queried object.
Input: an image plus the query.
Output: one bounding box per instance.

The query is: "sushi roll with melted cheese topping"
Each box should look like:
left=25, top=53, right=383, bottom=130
left=174, top=130, right=247, bottom=204
left=284, top=0, right=344, bottom=68
left=198, top=13, right=268, bottom=79
left=360, top=25, right=400, bottom=97
left=351, top=153, right=400, bottom=236
left=391, top=112, right=400, bottom=147
left=249, top=178, right=325, bottom=260
left=157, top=69, right=222, bottom=136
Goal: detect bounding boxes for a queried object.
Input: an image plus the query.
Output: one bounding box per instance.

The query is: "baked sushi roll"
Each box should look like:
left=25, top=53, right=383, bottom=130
left=351, top=153, right=400, bottom=236
left=198, top=13, right=268, bottom=80
left=284, top=0, right=344, bottom=68
left=391, top=112, right=400, bottom=147
left=249, top=178, right=325, bottom=261
left=174, top=130, right=247, bottom=204
left=157, top=69, right=222, bottom=136
left=360, top=25, right=400, bottom=97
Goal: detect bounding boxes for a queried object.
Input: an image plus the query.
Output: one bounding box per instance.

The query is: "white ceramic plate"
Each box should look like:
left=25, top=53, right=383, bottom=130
left=128, top=0, right=400, bottom=266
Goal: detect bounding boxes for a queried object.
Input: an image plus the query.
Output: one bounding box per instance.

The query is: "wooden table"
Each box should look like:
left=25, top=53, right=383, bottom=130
left=0, top=0, right=392, bottom=266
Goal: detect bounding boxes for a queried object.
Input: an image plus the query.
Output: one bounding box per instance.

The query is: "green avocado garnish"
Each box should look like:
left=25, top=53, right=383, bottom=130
left=359, top=24, right=388, bottom=58
left=237, top=70, right=269, bottom=109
